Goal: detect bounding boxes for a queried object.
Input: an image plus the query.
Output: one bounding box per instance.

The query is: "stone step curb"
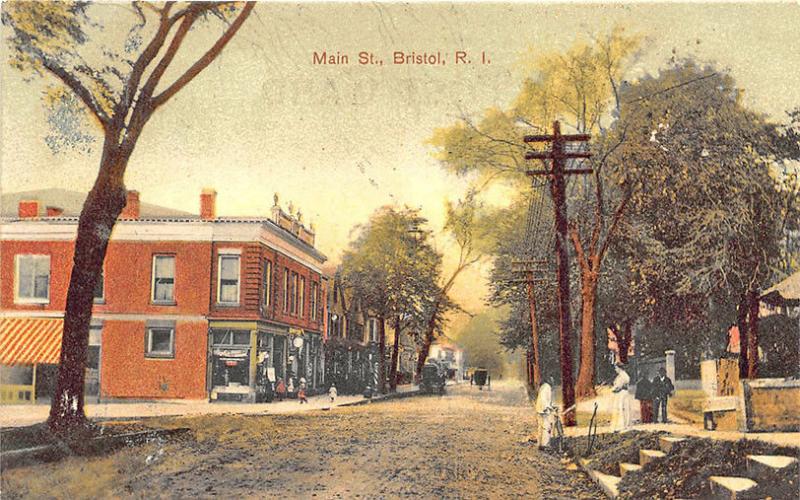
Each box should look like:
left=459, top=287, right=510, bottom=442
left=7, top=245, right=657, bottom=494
left=658, top=436, right=687, bottom=453
left=708, top=476, right=758, bottom=499
left=746, top=454, right=798, bottom=478
left=1, top=427, right=191, bottom=470
left=639, top=448, right=667, bottom=466
left=619, top=462, right=642, bottom=478
left=577, top=458, right=620, bottom=498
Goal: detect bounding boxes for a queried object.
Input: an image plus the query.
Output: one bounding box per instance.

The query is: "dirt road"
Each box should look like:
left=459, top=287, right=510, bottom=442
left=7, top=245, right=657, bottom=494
left=2, top=381, right=602, bottom=499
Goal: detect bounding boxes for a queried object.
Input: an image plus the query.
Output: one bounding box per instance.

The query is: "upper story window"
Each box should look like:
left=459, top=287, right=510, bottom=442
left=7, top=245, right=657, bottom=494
left=93, top=266, right=105, bottom=304
left=310, top=282, right=319, bottom=321
left=290, top=272, right=299, bottom=315
left=151, top=255, right=175, bottom=304
left=15, top=254, right=50, bottom=304
left=283, top=268, right=290, bottom=312
left=262, top=259, right=272, bottom=309
left=218, top=253, right=241, bottom=305
left=299, top=276, right=306, bottom=317
left=368, top=318, right=379, bottom=343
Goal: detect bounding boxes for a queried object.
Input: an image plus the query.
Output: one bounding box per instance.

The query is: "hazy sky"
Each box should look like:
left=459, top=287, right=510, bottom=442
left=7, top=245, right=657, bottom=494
left=2, top=2, right=799, bottom=312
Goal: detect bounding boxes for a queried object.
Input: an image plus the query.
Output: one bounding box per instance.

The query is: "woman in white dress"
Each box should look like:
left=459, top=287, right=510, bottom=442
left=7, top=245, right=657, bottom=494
left=610, top=364, right=631, bottom=432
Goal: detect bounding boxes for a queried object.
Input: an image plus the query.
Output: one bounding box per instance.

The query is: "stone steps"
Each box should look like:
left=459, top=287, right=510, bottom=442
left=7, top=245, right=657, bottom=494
left=619, top=462, right=642, bottom=478
left=658, top=435, right=686, bottom=453
left=639, top=448, right=666, bottom=466
left=746, top=454, right=797, bottom=477
left=708, top=476, right=758, bottom=499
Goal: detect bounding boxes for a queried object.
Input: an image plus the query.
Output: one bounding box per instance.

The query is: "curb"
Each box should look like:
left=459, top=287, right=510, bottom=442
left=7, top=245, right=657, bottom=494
left=338, top=389, right=422, bottom=407
left=1, top=427, right=191, bottom=470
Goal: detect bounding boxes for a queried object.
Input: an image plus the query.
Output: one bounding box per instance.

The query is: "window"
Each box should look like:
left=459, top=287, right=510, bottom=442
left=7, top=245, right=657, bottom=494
left=310, top=282, right=319, bottom=321
left=146, top=327, right=174, bottom=358
left=212, top=329, right=250, bottom=345
left=218, top=254, right=240, bottom=304
left=93, top=266, right=105, bottom=303
left=262, top=260, right=272, bottom=308
left=368, top=318, right=379, bottom=342
left=290, top=272, right=299, bottom=315
left=299, top=276, right=306, bottom=317
left=283, top=268, right=290, bottom=312
left=151, top=255, right=175, bottom=304
left=15, top=255, right=50, bottom=303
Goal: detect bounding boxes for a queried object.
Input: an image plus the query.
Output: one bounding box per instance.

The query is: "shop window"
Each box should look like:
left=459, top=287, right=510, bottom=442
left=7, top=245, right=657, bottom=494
left=151, top=255, right=175, bottom=304
left=15, top=254, right=50, bottom=303
left=218, top=254, right=240, bottom=304
left=146, top=326, right=174, bottom=358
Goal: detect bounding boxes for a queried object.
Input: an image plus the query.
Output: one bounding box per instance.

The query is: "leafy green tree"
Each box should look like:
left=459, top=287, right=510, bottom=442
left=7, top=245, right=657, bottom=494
left=455, top=313, right=507, bottom=377
left=3, top=1, right=254, bottom=430
left=612, top=60, right=786, bottom=377
left=341, top=206, right=443, bottom=392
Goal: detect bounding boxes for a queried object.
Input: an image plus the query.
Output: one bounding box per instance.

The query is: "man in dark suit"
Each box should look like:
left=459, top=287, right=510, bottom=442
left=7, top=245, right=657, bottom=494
left=652, top=367, right=675, bottom=423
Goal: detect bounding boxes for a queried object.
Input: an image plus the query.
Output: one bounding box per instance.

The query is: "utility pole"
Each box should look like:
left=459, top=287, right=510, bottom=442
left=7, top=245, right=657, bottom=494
left=524, top=120, right=591, bottom=427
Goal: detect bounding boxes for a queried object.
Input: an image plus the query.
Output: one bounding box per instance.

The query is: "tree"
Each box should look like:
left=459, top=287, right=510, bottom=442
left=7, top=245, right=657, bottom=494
left=341, top=206, right=442, bottom=393
left=415, top=191, right=485, bottom=379
left=613, top=61, right=786, bottom=378
left=430, top=27, right=642, bottom=401
left=455, top=313, right=507, bottom=377
left=3, top=1, right=255, bottom=431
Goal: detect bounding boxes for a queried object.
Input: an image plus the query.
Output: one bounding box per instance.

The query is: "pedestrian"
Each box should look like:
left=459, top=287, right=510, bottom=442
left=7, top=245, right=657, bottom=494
left=275, top=378, right=286, bottom=402
left=610, top=363, right=631, bottom=432
left=635, top=372, right=654, bottom=424
left=287, top=377, right=295, bottom=397
left=298, top=385, right=308, bottom=404
left=329, top=384, right=337, bottom=403
left=652, top=367, right=675, bottom=423
left=535, top=376, right=555, bottom=449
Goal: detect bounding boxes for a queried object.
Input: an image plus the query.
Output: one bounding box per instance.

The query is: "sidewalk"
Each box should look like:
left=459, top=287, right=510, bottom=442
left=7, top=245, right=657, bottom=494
left=562, top=421, right=800, bottom=448
left=0, top=384, right=419, bottom=429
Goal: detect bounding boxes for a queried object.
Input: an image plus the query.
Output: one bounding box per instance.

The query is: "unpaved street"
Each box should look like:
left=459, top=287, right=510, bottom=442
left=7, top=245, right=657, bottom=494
left=2, top=382, right=602, bottom=499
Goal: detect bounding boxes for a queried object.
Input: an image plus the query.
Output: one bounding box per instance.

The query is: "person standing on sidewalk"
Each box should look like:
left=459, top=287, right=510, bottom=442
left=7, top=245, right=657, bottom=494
left=329, top=384, right=337, bottom=403
left=635, top=372, right=654, bottom=424
left=535, top=376, right=555, bottom=449
left=610, top=364, right=631, bottom=432
left=298, top=378, right=308, bottom=404
left=652, top=367, right=674, bottom=423
left=275, top=378, right=287, bottom=402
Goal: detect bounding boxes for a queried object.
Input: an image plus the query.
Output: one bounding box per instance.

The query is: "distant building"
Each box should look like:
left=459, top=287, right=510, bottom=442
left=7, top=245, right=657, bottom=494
left=0, top=189, right=326, bottom=404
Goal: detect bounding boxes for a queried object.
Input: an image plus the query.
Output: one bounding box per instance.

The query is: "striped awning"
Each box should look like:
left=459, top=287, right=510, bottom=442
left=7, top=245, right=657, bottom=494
left=0, top=318, right=63, bottom=365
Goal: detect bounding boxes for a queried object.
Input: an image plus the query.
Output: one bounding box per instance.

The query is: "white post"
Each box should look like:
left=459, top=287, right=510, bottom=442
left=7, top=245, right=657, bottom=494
left=665, top=350, right=676, bottom=382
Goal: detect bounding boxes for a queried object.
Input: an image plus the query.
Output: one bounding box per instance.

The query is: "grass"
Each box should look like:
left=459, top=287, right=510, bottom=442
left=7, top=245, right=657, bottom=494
left=668, top=389, right=705, bottom=423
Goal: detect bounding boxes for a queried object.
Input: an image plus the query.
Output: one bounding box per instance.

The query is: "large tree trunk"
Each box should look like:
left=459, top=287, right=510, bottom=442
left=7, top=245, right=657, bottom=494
left=389, top=316, right=401, bottom=392
left=746, top=288, right=760, bottom=379
left=575, top=270, right=599, bottom=400
left=737, top=294, right=750, bottom=379
left=48, top=143, right=128, bottom=432
left=378, top=316, right=387, bottom=394
left=526, top=276, right=542, bottom=390
left=415, top=330, right=433, bottom=382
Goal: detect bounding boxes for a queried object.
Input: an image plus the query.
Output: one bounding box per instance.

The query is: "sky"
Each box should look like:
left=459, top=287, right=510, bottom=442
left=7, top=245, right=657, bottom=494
left=2, top=2, right=800, bottom=314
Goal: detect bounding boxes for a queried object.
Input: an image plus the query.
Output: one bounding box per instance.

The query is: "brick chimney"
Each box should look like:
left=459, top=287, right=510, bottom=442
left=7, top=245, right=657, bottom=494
left=46, top=206, right=64, bottom=217
left=18, top=200, right=39, bottom=218
left=200, top=188, right=216, bottom=220
left=120, top=190, right=140, bottom=219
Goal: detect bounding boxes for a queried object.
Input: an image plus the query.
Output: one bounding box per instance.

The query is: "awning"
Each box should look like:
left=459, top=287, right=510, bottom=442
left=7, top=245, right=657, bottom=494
left=761, top=271, right=800, bottom=306
left=0, top=318, right=63, bottom=365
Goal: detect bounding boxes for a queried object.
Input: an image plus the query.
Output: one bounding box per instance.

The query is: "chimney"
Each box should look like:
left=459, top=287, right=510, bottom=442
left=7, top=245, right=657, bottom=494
left=200, top=188, right=216, bottom=220
left=18, top=200, right=39, bottom=218
left=120, top=190, right=140, bottom=219
left=46, top=206, right=64, bottom=217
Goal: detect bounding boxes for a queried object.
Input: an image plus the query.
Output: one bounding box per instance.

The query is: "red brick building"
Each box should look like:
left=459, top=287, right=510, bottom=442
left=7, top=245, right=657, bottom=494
left=0, top=189, right=326, bottom=404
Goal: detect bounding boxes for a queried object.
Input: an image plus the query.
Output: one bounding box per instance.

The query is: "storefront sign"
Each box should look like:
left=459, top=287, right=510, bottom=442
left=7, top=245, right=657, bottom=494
left=289, top=327, right=304, bottom=336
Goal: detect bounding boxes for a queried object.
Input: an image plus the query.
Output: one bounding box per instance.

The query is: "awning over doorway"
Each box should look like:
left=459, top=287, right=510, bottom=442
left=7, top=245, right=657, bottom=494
left=0, top=318, right=63, bottom=365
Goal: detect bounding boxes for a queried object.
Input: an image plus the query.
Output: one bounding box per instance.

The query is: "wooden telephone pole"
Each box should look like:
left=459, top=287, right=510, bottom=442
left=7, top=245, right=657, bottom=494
left=524, top=121, right=591, bottom=427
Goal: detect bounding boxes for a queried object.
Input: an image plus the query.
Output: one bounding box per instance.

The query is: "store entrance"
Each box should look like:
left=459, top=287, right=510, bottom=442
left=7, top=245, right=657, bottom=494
left=210, top=329, right=252, bottom=402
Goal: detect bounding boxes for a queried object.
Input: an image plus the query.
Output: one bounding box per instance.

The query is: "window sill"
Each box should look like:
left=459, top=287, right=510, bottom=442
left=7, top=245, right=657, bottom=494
left=216, top=302, right=240, bottom=308
left=14, top=298, right=49, bottom=305
left=145, top=353, right=175, bottom=360
left=151, top=301, right=177, bottom=306
left=93, top=299, right=106, bottom=305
